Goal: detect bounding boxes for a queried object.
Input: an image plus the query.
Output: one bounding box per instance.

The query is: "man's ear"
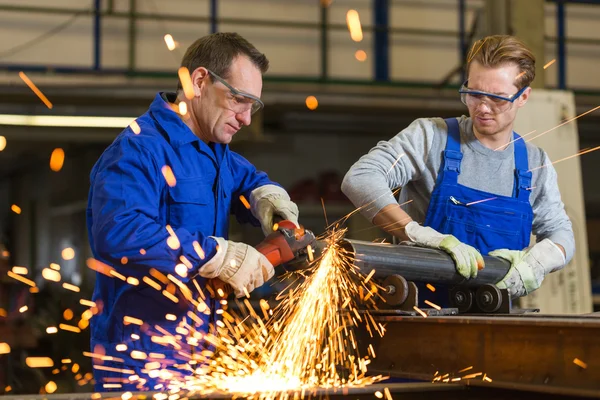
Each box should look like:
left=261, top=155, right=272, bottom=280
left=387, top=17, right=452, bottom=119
left=517, top=86, right=532, bottom=108
left=190, top=67, right=209, bottom=97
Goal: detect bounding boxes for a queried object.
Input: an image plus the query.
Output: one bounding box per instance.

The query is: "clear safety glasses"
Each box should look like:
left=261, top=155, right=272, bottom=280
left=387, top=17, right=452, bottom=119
left=207, top=69, right=264, bottom=115
left=459, top=81, right=528, bottom=114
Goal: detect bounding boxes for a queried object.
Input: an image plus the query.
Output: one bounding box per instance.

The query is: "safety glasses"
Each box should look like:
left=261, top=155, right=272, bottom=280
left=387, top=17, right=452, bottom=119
left=207, top=69, right=264, bottom=115
left=459, top=81, right=528, bottom=114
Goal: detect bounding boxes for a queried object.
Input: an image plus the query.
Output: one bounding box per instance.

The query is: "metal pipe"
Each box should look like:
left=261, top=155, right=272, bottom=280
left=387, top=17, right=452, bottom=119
left=557, top=0, right=566, bottom=89
left=341, top=239, right=511, bottom=287
left=93, top=0, right=101, bottom=71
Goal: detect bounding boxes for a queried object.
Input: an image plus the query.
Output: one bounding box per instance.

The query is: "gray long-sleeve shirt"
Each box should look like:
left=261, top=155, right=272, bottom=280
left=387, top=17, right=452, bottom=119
left=341, top=115, right=575, bottom=263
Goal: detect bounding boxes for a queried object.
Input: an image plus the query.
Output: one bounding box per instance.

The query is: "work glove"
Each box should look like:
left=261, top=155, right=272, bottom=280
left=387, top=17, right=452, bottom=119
left=404, top=221, right=484, bottom=279
left=250, top=184, right=299, bottom=236
left=489, top=238, right=566, bottom=299
left=198, top=237, right=274, bottom=298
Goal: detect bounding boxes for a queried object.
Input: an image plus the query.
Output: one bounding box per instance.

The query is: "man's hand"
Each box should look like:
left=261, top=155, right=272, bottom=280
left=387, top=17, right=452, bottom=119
left=250, top=185, right=299, bottom=236
left=490, top=238, right=566, bottom=299
left=198, top=238, right=274, bottom=298
left=405, top=221, right=484, bottom=279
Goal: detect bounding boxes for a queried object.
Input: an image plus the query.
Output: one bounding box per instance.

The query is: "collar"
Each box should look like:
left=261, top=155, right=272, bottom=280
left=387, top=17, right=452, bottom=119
left=149, top=92, right=200, bottom=148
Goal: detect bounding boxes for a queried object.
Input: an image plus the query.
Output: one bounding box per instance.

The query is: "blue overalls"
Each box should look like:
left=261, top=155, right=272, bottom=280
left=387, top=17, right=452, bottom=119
left=419, top=117, right=534, bottom=306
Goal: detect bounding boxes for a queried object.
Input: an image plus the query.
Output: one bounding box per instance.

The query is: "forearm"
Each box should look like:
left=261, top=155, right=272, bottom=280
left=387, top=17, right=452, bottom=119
left=372, top=204, right=414, bottom=241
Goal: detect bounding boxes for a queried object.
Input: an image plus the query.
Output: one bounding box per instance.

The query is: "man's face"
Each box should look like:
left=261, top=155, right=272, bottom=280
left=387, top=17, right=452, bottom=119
left=466, top=61, right=531, bottom=138
left=191, top=56, right=263, bottom=144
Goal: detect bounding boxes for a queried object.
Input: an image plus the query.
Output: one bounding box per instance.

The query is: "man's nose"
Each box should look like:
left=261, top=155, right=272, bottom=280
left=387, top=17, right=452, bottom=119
left=236, top=109, right=252, bottom=126
left=475, top=99, right=492, bottom=114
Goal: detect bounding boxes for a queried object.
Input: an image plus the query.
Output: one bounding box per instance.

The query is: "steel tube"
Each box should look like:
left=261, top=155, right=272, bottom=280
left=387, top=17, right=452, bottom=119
left=341, top=239, right=511, bottom=286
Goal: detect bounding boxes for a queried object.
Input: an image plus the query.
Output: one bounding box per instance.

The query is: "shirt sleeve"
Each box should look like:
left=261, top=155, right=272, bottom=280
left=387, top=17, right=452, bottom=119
left=88, top=137, right=218, bottom=282
left=530, top=149, right=576, bottom=263
left=228, top=150, right=278, bottom=225
left=341, top=118, right=437, bottom=221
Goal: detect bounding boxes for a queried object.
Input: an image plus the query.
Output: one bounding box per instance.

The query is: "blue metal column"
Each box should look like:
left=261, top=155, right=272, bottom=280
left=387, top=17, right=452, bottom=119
left=94, top=0, right=101, bottom=70
left=557, top=0, right=566, bottom=89
left=458, top=0, right=466, bottom=82
left=374, top=0, right=389, bottom=81
left=210, top=0, right=218, bottom=33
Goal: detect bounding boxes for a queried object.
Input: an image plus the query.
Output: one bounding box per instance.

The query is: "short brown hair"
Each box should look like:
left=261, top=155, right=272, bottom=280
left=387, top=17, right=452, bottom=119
left=466, top=35, right=535, bottom=89
left=177, top=32, right=269, bottom=91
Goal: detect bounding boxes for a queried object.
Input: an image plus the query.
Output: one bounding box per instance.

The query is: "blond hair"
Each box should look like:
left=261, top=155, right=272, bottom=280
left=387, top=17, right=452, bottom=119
left=466, top=35, right=536, bottom=89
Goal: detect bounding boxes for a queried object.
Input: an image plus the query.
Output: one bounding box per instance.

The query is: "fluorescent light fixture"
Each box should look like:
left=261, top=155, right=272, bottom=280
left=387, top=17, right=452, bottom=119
left=0, top=114, right=137, bottom=128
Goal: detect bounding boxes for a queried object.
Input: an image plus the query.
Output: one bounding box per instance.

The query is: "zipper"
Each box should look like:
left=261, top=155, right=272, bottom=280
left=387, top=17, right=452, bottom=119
left=449, top=196, right=465, bottom=206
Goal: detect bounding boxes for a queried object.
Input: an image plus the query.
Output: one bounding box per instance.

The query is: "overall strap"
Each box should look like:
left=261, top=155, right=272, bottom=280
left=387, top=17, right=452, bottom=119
left=440, top=118, right=464, bottom=185
left=512, top=132, right=532, bottom=202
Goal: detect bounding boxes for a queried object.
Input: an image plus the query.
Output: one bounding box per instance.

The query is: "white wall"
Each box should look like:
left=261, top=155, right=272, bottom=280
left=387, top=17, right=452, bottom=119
left=0, top=0, right=599, bottom=88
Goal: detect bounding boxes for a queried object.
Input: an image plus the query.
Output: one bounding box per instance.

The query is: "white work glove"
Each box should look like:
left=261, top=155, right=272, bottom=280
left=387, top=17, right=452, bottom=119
left=489, top=238, right=566, bottom=299
left=405, top=221, right=484, bottom=279
left=250, top=184, right=299, bottom=236
left=198, top=237, right=274, bottom=298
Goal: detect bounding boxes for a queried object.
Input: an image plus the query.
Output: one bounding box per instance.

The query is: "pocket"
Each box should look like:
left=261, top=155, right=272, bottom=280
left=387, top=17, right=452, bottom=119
left=168, top=179, right=215, bottom=234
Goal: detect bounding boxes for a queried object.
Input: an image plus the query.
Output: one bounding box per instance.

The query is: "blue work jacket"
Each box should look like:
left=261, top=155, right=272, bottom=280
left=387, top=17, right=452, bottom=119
left=86, top=92, right=275, bottom=369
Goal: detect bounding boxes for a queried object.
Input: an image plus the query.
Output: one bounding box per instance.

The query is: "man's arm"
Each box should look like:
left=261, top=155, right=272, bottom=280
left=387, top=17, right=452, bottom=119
left=89, top=137, right=218, bottom=282
left=531, top=149, right=574, bottom=264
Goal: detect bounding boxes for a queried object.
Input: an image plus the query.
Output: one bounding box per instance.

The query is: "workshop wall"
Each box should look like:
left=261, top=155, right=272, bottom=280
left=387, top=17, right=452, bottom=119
left=0, top=0, right=599, bottom=88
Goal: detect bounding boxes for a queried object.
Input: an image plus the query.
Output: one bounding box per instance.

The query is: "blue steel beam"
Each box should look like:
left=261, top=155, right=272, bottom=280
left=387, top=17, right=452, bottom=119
left=374, top=0, right=389, bottom=81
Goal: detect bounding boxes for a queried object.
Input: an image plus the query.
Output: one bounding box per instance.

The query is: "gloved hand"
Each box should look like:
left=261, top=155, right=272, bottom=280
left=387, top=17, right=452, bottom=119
left=490, top=238, right=566, bottom=299
left=198, top=237, right=274, bottom=298
left=404, top=221, right=484, bottom=279
left=250, top=184, right=299, bottom=236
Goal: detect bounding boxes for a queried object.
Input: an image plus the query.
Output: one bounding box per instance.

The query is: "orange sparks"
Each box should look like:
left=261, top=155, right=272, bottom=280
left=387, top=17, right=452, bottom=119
left=61, top=247, right=75, bottom=260
left=178, top=101, right=188, bottom=116
left=0, top=343, right=10, bottom=354
left=483, top=375, right=493, bottom=382
left=126, top=277, right=139, bottom=286
left=526, top=105, right=600, bottom=145
left=175, top=263, right=187, bottom=278
left=122, top=392, right=133, bottom=400
left=129, top=120, right=141, bottom=134
left=305, top=95, right=318, bottom=110
left=93, top=365, right=135, bottom=374
left=424, top=300, right=441, bottom=310
left=19, top=71, right=53, bottom=109
left=123, top=316, right=143, bottom=326
left=103, top=384, right=122, bottom=389
left=162, top=290, right=179, bottom=303
left=80, top=299, right=96, bottom=307
left=59, top=323, right=80, bottom=333
left=42, top=267, right=61, bottom=282
left=121, top=256, right=128, bottom=264
left=193, top=241, right=205, bottom=259
left=463, top=372, right=483, bottom=379
left=62, top=282, right=80, bottom=292
left=19, top=305, right=28, bottom=313
left=45, top=381, right=57, bottom=394
left=387, top=153, right=405, bottom=174
left=140, top=248, right=147, bottom=255
left=86, top=258, right=115, bottom=277
left=346, top=10, right=363, bottom=42
left=50, top=148, right=65, bottom=172
left=178, top=67, right=195, bottom=100
left=466, top=197, right=497, bottom=206
left=50, top=263, right=60, bottom=270
left=162, top=165, right=177, bottom=187
left=116, top=344, right=127, bottom=352
left=383, top=387, right=393, bottom=400
left=413, top=306, right=427, bottom=318
left=143, top=276, right=161, bottom=291
left=130, top=350, right=147, bottom=360
left=109, top=269, right=126, bottom=281
left=11, top=204, right=21, bottom=214
left=0, top=308, right=6, bottom=317
left=426, top=283, right=436, bottom=292
left=29, top=287, right=39, bottom=294
left=164, top=34, right=177, bottom=51
left=355, top=50, right=367, bottom=62
left=26, top=357, right=54, bottom=368
left=458, top=366, right=473, bottom=373
left=364, top=269, right=376, bottom=284
left=375, top=391, right=383, bottom=399
left=0, top=136, right=5, bottom=151
left=514, top=71, right=526, bottom=82
left=12, top=266, right=28, bottom=275
left=165, top=313, right=177, bottom=321
left=529, top=145, right=600, bottom=172
left=7, top=271, right=35, bottom=287
left=573, top=358, right=588, bottom=369
left=543, top=59, right=556, bottom=69
left=46, top=327, right=58, bottom=334
left=239, top=195, right=251, bottom=209
left=63, top=309, right=74, bottom=320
